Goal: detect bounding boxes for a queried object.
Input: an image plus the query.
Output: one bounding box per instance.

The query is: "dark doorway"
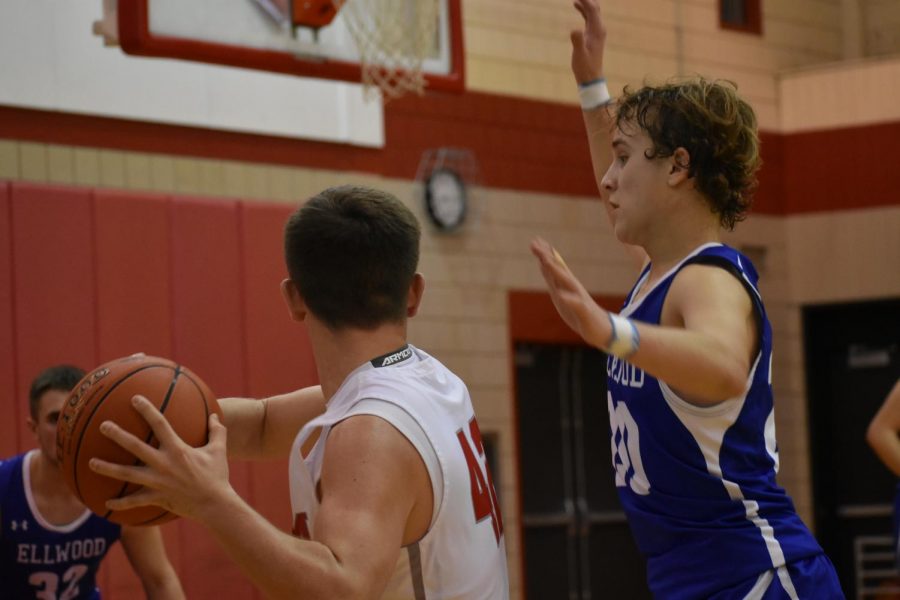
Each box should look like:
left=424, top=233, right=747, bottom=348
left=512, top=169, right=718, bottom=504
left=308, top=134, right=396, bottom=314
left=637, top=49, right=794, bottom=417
left=514, top=342, right=650, bottom=599
left=805, top=298, right=900, bottom=599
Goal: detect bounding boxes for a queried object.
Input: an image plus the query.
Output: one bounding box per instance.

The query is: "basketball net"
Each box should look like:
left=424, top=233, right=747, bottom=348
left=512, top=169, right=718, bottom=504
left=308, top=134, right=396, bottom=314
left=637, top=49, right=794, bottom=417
left=339, top=0, right=440, bottom=101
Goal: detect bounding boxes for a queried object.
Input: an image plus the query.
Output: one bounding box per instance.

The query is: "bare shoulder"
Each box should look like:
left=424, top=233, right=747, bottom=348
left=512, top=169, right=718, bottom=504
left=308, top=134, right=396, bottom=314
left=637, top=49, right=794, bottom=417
left=325, top=414, right=420, bottom=464
left=667, top=262, right=754, bottom=318
left=317, top=413, right=432, bottom=548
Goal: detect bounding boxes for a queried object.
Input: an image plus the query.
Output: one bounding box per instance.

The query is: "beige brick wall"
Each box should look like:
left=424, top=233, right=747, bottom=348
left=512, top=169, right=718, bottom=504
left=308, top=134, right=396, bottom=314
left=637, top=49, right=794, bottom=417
left=465, top=0, right=850, bottom=130
left=780, top=55, right=900, bottom=132
left=864, top=0, right=900, bottom=57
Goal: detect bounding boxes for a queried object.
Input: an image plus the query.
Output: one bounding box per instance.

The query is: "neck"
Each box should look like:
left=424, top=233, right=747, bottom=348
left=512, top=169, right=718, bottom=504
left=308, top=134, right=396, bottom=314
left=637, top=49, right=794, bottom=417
left=31, top=450, right=76, bottom=499
left=642, top=195, right=722, bottom=275
left=307, top=319, right=409, bottom=400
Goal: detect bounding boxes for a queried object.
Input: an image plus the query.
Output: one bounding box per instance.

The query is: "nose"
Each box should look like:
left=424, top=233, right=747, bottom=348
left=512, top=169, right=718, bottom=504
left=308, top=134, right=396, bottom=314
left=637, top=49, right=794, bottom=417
left=600, top=163, right=616, bottom=192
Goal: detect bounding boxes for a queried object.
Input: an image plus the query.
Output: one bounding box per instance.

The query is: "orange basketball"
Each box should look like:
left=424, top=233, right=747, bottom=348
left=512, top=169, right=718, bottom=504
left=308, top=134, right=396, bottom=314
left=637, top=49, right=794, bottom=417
left=56, top=354, right=221, bottom=526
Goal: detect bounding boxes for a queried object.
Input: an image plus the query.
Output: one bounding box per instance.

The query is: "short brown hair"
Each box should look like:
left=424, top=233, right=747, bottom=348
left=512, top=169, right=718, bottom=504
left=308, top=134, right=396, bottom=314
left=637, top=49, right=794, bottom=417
left=284, top=186, right=421, bottom=330
left=614, top=78, right=761, bottom=229
left=29, top=365, right=84, bottom=419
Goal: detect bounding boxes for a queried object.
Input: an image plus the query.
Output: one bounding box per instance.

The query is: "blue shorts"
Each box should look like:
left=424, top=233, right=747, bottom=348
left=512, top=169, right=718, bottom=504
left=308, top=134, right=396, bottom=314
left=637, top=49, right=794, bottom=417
left=708, top=554, right=844, bottom=599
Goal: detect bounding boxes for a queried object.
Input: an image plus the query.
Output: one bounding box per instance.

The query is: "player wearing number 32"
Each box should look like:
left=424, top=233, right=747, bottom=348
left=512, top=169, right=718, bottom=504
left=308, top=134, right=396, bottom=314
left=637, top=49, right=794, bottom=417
left=90, top=186, right=509, bottom=599
left=0, top=365, right=185, bottom=600
left=530, top=0, right=843, bottom=598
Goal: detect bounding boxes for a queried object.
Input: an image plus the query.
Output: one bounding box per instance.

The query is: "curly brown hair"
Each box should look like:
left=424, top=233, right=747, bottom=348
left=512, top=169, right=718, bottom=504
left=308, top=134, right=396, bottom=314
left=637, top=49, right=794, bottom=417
left=614, top=78, right=761, bottom=230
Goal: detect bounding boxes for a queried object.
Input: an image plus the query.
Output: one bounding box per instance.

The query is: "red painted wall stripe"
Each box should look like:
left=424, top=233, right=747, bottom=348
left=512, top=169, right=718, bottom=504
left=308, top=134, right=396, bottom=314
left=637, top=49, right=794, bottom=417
left=1, top=92, right=898, bottom=212
left=782, top=121, right=900, bottom=214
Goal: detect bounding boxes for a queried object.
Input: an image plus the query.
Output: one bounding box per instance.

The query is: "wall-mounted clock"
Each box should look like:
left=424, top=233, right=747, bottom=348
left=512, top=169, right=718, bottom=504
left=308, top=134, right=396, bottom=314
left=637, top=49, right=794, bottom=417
left=423, top=168, right=467, bottom=232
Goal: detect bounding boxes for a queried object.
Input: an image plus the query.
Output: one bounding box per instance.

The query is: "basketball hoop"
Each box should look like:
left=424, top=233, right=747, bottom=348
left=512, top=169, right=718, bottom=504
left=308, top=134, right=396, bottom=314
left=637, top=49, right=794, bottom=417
left=338, top=0, right=440, bottom=100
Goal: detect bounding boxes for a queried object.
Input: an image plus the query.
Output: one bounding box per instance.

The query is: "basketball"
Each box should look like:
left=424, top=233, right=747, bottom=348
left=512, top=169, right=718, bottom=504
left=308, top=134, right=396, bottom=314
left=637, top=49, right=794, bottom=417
left=56, top=354, right=222, bottom=526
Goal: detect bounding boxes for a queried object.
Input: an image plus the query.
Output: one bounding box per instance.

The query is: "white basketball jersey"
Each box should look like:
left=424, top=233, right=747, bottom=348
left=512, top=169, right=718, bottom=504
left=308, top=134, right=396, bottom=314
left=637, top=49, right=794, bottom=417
left=289, top=345, right=509, bottom=600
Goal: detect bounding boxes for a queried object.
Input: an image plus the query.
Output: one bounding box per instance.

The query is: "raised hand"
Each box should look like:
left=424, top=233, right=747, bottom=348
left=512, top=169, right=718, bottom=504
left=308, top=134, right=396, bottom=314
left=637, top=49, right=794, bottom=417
left=530, top=237, right=612, bottom=350
left=89, top=395, right=233, bottom=523
left=571, top=0, right=607, bottom=84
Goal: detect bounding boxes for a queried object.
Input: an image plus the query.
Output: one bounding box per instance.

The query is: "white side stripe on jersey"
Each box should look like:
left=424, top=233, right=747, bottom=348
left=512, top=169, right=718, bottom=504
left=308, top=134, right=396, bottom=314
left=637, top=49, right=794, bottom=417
left=658, top=358, right=800, bottom=599
left=743, top=569, right=774, bottom=599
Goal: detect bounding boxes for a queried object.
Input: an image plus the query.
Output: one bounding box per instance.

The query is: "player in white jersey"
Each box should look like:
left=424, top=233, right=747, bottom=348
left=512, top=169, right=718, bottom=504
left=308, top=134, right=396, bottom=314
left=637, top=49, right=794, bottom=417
left=291, top=344, right=508, bottom=598
left=530, top=0, right=843, bottom=597
left=89, top=185, right=509, bottom=599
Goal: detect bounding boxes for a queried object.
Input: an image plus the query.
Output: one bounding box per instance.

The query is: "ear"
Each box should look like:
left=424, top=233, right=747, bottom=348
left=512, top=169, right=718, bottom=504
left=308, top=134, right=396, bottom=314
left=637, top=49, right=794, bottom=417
left=667, top=147, right=692, bottom=186
left=406, top=273, right=425, bottom=318
left=26, top=415, right=37, bottom=434
left=280, top=278, right=308, bottom=322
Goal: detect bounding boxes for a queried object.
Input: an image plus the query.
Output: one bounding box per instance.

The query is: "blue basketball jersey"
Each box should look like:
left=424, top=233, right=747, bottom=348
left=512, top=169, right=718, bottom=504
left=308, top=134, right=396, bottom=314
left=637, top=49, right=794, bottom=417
left=608, top=243, right=827, bottom=599
left=0, top=451, right=121, bottom=600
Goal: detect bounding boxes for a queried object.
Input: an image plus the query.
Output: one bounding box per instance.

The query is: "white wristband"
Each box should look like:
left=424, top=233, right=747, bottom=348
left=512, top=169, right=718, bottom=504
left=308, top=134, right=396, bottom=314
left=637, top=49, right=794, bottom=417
left=606, top=313, right=640, bottom=358
left=578, top=78, right=611, bottom=111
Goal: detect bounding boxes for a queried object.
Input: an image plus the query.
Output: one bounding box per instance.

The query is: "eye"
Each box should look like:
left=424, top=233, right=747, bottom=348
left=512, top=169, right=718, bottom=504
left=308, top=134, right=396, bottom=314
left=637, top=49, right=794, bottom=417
left=617, top=155, right=628, bottom=165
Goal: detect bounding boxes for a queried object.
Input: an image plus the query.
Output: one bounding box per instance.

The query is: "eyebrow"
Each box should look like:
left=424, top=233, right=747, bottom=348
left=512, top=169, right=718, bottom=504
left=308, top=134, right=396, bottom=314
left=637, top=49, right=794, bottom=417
left=612, top=139, right=630, bottom=150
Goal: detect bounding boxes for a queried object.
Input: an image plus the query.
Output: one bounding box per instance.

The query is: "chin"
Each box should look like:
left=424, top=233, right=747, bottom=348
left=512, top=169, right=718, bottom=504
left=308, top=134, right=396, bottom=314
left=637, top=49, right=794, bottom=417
left=614, top=223, right=634, bottom=245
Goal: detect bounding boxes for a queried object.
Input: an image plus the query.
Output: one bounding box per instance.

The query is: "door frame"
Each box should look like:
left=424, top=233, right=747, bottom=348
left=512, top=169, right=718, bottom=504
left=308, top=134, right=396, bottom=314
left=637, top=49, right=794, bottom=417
left=507, top=290, right=624, bottom=597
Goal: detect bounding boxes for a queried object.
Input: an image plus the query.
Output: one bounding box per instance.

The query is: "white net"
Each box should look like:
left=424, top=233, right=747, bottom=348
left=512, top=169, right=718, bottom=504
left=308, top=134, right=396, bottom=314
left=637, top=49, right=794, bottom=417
left=340, top=0, right=440, bottom=101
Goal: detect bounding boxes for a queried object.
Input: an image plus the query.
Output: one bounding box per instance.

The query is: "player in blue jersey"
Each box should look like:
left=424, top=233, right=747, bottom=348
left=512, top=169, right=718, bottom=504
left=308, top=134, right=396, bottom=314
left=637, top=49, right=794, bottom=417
left=530, top=0, right=844, bottom=597
left=0, top=365, right=185, bottom=600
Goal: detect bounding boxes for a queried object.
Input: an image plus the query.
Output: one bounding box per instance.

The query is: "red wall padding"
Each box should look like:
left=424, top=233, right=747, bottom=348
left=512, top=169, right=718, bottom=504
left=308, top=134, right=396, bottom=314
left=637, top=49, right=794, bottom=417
left=11, top=183, right=99, bottom=449
left=93, top=189, right=175, bottom=359
left=1, top=182, right=315, bottom=599
left=92, top=189, right=175, bottom=597
left=169, top=196, right=257, bottom=599
left=239, top=202, right=318, bottom=530
left=0, top=182, right=17, bottom=458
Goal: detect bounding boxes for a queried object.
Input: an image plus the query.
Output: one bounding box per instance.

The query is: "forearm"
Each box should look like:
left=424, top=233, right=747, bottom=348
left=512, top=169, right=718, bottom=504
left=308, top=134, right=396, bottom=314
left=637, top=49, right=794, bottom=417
left=221, top=386, right=325, bottom=460
left=119, top=526, right=185, bottom=600
left=582, top=107, right=613, bottom=196
left=867, top=425, right=900, bottom=477
left=143, top=575, right=185, bottom=600
left=624, top=323, right=750, bottom=404
left=220, top=397, right=266, bottom=459
left=199, top=489, right=361, bottom=600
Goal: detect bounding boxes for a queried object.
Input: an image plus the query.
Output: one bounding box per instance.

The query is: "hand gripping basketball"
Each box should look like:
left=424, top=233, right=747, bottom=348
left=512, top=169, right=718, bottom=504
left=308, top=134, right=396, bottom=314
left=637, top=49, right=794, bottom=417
left=88, top=394, right=232, bottom=523
left=57, top=354, right=224, bottom=525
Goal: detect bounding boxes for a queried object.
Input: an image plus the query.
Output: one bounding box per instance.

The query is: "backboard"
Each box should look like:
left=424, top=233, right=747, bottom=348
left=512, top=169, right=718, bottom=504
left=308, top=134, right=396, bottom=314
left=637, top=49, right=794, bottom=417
left=101, top=0, right=464, bottom=93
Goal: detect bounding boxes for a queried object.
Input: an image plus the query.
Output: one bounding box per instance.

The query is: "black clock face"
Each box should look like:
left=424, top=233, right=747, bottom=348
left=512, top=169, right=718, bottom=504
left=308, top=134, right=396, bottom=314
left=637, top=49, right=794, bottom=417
left=425, top=169, right=467, bottom=231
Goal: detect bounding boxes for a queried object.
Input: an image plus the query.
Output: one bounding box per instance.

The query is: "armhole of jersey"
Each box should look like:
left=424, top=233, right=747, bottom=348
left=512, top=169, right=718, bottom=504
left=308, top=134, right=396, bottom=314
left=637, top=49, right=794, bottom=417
left=682, top=254, right=764, bottom=351
left=344, top=399, right=444, bottom=530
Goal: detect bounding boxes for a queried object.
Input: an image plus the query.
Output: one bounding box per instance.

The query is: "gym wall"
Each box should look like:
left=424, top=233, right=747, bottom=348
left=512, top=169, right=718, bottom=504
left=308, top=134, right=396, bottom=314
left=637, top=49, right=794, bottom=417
left=2, top=1, right=900, bottom=598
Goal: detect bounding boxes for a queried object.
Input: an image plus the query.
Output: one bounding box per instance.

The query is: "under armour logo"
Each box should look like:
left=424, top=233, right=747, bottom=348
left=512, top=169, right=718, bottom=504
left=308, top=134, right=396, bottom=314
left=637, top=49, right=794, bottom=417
left=10, top=520, right=28, bottom=531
